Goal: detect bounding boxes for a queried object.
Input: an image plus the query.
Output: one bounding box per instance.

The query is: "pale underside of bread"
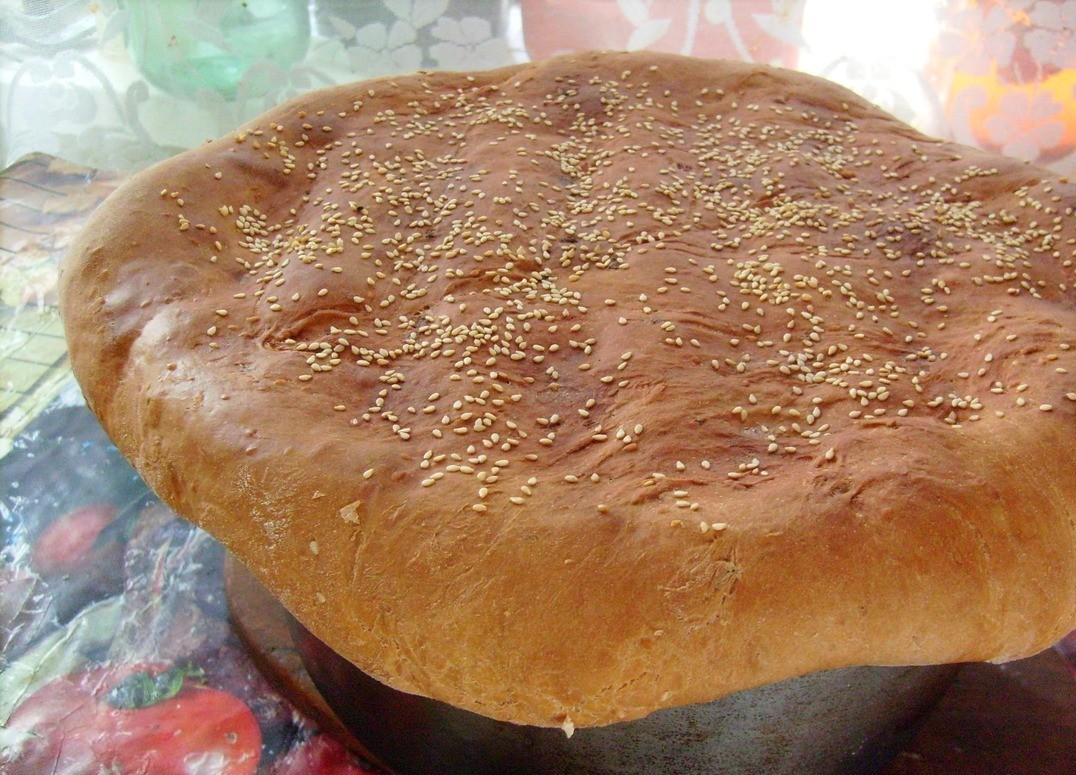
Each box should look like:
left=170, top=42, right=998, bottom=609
left=61, top=51, right=1075, bottom=728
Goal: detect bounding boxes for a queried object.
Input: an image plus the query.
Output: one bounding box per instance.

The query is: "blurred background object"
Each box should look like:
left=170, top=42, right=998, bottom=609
left=799, top=0, right=949, bottom=138
left=937, top=0, right=1075, bottom=169
left=124, top=0, right=310, bottom=100
left=0, top=0, right=1072, bottom=174
left=312, top=0, right=511, bottom=71
left=0, top=0, right=95, bottom=52
left=521, top=0, right=806, bottom=67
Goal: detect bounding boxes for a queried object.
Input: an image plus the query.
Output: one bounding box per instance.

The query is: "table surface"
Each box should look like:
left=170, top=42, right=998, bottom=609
left=1, top=126, right=1074, bottom=773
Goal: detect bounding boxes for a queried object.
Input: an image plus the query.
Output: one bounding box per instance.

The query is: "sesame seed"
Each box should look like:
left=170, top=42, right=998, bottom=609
left=172, top=59, right=1074, bottom=528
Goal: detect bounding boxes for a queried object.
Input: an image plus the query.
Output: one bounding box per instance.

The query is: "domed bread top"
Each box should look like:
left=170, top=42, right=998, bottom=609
left=61, top=51, right=1075, bottom=728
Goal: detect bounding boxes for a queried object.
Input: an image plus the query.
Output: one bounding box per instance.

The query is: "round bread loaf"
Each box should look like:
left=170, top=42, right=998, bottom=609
left=60, top=51, right=1075, bottom=729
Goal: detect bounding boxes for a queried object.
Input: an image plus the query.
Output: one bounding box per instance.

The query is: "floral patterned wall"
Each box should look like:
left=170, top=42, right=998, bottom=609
left=0, top=0, right=1073, bottom=175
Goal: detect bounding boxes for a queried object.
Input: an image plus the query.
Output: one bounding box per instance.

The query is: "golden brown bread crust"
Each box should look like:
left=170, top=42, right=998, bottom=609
left=60, top=51, right=1076, bottom=728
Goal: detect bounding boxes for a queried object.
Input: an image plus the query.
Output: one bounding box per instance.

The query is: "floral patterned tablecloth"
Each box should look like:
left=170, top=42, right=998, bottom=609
left=0, top=152, right=382, bottom=771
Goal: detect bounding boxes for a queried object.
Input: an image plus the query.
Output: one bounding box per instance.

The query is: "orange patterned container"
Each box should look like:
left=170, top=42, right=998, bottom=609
left=939, top=0, right=1075, bottom=170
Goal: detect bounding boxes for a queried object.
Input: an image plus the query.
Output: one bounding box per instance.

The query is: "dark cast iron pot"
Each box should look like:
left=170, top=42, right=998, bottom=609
left=290, top=618, right=959, bottom=775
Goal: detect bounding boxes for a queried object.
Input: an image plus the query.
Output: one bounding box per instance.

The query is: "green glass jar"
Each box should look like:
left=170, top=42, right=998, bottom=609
left=125, top=0, right=310, bottom=101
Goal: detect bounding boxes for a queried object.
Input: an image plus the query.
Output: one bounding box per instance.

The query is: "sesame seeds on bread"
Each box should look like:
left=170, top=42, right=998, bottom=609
left=60, top=51, right=1075, bottom=728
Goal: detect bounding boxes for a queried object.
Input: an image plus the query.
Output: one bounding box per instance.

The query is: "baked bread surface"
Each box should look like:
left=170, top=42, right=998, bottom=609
left=61, top=52, right=1076, bottom=727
